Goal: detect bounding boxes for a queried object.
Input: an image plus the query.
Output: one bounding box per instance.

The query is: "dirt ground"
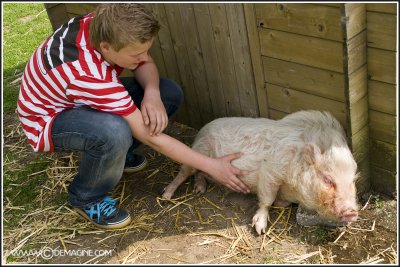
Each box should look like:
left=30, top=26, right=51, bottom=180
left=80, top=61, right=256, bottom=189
left=2, top=115, right=398, bottom=264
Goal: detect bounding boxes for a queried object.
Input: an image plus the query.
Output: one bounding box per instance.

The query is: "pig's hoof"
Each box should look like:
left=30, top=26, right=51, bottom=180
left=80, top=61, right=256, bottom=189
left=194, top=181, right=207, bottom=194
left=161, top=188, right=174, bottom=200
left=194, top=174, right=208, bottom=194
left=251, top=214, right=268, bottom=235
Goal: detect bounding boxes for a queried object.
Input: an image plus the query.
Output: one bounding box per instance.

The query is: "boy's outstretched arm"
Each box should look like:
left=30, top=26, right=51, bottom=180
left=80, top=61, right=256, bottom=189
left=123, top=110, right=251, bottom=194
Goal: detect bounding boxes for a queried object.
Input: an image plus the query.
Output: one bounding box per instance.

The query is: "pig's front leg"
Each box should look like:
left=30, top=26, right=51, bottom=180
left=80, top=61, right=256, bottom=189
left=252, top=174, right=281, bottom=235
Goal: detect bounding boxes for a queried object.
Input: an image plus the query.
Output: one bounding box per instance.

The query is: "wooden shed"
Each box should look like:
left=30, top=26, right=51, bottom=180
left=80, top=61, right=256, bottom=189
left=45, top=3, right=397, bottom=197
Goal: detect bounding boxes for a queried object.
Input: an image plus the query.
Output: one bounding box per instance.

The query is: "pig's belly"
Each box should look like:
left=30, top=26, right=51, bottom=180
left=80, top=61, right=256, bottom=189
left=236, top=171, right=259, bottom=194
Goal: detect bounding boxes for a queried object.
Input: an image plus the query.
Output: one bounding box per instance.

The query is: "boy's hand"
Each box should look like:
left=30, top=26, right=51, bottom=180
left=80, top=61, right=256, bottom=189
left=210, top=152, right=251, bottom=194
left=141, top=89, right=168, bottom=136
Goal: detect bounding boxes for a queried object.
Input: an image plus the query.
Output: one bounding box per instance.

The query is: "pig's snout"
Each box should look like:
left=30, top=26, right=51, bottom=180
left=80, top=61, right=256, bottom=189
left=340, top=209, right=358, bottom=222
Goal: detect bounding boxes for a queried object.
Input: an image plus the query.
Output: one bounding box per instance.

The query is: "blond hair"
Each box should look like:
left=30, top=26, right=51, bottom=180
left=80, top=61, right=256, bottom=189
left=89, top=3, right=160, bottom=51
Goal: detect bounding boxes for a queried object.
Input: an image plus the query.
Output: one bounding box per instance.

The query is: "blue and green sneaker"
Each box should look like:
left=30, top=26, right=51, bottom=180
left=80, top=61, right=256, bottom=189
left=73, top=197, right=131, bottom=229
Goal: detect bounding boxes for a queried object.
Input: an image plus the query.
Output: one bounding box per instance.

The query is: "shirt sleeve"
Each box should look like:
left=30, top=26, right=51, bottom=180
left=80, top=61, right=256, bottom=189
left=65, top=74, right=136, bottom=116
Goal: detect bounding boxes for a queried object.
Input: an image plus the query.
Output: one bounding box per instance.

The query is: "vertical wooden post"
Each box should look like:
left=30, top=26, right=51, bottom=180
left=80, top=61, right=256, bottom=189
left=341, top=4, right=370, bottom=195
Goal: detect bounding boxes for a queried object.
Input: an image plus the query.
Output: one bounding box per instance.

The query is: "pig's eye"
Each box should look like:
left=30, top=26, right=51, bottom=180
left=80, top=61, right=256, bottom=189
left=323, top=175, right=336, bottom=188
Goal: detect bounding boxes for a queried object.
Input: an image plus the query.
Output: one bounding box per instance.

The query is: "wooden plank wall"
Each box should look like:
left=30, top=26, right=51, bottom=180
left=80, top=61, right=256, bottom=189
left=45, top=3, right=260, bottom=129
left=253, top=3, right=347, bottom=125
left=366, top=4, right=397, bottom=197
left=146, top=3, right=259, bottom=128
left=253, top=3, right=362, bottom=126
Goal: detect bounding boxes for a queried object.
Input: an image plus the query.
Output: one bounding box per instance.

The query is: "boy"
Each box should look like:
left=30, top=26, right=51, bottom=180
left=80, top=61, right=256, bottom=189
left=17, top=3, right=250, bottom=229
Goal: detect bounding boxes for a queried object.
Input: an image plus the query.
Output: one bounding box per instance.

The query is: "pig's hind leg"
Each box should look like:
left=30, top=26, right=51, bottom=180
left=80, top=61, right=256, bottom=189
left=194, top=172, right=208, bottom=194
left=162, top=165, right=194, bottom=199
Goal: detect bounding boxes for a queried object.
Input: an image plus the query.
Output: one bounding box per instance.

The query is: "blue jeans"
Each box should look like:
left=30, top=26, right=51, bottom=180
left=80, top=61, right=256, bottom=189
left=51, top=78, right=183, bottom=208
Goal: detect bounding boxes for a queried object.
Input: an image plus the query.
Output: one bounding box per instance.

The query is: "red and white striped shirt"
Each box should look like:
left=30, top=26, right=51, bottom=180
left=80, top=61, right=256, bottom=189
left=18, top=13, right=137, bottom=152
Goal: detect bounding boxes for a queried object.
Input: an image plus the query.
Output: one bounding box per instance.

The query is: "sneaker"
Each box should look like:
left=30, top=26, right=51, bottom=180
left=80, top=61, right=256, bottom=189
left=124, top=153, right=147, bottom=173
left=73, top=197, right=131, bottom=229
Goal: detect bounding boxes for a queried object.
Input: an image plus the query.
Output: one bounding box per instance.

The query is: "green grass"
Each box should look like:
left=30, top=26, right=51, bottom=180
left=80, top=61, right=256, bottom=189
left=371, top=194, right=384, bottom=209
left=3, top=151, right=50, bottom=227
left=3, top=3, right=53, bottom=112
left=2, top=3, right=54, bottom=227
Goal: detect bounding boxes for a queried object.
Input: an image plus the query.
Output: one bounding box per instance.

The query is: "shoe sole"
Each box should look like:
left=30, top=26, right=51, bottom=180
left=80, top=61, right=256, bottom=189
left=73, top=208, right=132, bottom=229
left=123, top=158, right=148, bottom=173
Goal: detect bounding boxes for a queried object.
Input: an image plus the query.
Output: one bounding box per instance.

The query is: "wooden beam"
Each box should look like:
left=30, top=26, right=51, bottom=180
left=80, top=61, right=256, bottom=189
left=369, top=111, right=397, bottom=145
left=341, top=4, right=370, bottom=194
left=368, top=80, right=396, bottom=115
left=366, top=3, right=397, bottom=14
left=367, top=11, right=397, bottom=51
left=263, top=57, right=345, bottom=102
left=368, top=48, right=396, bottom=84
left=255, top=3, right=342, bottom=41
left=266, top=83, right=347, bottom=128
left=344, top=4, right=366, bottom=40
left=259, top=28, right=344, bottom=73
left=370, top=140, right=397, bottom=171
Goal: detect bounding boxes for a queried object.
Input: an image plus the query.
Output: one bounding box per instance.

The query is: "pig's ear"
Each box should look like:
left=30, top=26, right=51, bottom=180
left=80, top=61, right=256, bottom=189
left=303, top=143, right=322, bottom=165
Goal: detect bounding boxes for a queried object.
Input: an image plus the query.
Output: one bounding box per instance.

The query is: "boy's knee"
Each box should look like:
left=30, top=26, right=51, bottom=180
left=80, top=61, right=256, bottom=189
left=100, top=115, right=132, bottom=150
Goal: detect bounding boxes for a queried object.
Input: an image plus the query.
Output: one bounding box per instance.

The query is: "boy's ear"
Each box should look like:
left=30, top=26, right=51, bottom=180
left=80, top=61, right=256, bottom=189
left=99, top=41, right=111, bottom=53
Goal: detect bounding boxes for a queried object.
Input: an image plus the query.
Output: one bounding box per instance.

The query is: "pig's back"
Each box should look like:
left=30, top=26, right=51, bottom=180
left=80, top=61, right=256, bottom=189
left=193, top=117, right=274, bottom=154
left=191, top=117, right=276, bottom=172
left=278, top=110, right=348, bottom=150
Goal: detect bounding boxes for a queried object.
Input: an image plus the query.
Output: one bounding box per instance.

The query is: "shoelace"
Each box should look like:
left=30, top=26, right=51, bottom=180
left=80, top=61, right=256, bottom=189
left=85, top=197, right=117, bottom=223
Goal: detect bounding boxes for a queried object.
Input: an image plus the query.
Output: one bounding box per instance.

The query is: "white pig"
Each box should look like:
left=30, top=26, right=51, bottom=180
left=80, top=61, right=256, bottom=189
left=162, top=110, right=359, bottom=234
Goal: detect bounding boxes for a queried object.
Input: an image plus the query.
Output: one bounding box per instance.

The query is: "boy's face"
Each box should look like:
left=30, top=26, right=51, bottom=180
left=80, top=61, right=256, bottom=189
left=100, top=38, right=154, bottom=70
